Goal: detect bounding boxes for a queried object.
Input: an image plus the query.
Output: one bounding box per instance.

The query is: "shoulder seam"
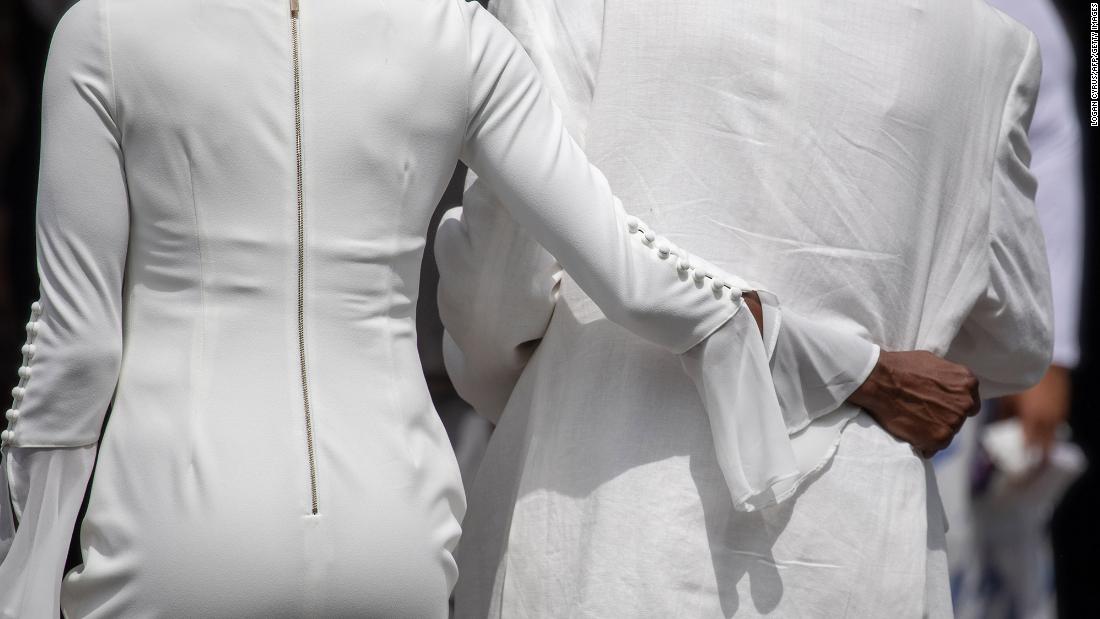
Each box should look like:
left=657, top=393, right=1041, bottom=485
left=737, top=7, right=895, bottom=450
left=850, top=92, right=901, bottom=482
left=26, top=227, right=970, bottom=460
left=101, top=0, right=122, bottom=140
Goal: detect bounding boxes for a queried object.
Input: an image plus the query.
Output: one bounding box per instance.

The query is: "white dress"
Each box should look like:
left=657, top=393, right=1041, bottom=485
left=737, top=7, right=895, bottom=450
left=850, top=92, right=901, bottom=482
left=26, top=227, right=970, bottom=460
left=0, top=0, right=822, bottom=616
left=437, top=0, right=1054, bottom=616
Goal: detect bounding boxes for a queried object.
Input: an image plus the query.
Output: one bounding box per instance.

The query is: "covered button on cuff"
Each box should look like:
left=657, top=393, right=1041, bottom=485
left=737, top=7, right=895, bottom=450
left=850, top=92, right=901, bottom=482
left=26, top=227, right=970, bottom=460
left=624, top=216, right=749, bottom=303
left=6, top=300, right=44, bottom=449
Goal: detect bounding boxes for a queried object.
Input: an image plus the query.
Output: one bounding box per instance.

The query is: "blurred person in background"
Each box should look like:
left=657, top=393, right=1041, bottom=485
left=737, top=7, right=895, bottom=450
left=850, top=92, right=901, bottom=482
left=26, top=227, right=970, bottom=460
left=437, top=0, right=1053, bottom=616
left=934, top=1, right=1086, bottom=617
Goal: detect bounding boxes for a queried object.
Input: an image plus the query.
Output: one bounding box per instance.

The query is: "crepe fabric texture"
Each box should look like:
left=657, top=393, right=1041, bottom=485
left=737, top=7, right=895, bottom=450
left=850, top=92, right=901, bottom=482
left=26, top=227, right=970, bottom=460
left=934, top=0, right=1086, bottom=617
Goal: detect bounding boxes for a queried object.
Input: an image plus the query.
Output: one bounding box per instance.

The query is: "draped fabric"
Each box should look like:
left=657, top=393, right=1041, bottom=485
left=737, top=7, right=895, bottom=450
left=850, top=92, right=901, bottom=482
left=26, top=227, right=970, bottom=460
left=438, top=0, right=1052, bottom=616
left=1, top=0, right=820, bottom=615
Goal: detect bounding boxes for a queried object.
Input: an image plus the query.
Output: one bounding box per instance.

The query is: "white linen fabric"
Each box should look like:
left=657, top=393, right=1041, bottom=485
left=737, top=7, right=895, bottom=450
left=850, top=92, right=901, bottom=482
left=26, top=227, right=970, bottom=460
left=437, top=0, right=1053, bottom=616
left=985, top=0, right=1083, bottom=370
left=0, top=0, right=820, bottom=616
left=934, top=1, right=1086, bottom=617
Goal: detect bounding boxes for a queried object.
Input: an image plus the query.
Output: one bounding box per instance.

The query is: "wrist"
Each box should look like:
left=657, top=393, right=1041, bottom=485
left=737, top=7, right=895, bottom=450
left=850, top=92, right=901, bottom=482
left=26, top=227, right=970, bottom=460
left=848, top=351, right=892, bottom=413
left=743, top=291, right=764, bottom=336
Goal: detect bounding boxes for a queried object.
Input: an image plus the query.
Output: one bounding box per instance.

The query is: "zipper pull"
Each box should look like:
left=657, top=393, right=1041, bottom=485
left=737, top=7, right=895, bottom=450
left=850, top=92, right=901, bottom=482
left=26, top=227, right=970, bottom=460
left=290, top=0, right=299, bottom=18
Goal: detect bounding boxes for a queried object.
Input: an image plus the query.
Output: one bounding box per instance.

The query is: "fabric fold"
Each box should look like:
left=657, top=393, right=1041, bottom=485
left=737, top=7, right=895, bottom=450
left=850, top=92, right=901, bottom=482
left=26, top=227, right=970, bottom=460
left=0, top=444, right=98, bottom=618
left=680, top=297, right=803, bottom=511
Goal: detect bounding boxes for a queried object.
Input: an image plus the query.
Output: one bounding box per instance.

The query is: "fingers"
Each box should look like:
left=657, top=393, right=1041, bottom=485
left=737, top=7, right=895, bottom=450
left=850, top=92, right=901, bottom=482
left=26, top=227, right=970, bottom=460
left=967, top=372, right=981, bottom=417
left=934, top=438, right=952, bottom=455
left=950, top=413, right=965, bottom=434
left=920, top=423, right=956, bottom=457
left=919, top=439, right=949, bottom=459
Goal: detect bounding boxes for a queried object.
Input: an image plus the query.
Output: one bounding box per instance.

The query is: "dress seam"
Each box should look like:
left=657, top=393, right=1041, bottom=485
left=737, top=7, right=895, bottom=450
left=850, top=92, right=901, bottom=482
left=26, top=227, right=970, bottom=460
left=459, top=0, right=473, bottom=144
left=384, top=248, right=402, bottom=462
left=186, top=157, right=207, bottom=473
left=101, top=0, right=122, bottom=143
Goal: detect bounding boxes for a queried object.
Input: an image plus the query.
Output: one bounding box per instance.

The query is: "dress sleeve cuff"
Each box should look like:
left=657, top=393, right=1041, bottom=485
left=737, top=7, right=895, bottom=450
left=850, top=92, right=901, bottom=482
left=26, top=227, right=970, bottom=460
left=0, top=443, right=98, bottom=617
left=769, top=310, right=881, bottom=434
left=679, top=302, right=802, bottom=512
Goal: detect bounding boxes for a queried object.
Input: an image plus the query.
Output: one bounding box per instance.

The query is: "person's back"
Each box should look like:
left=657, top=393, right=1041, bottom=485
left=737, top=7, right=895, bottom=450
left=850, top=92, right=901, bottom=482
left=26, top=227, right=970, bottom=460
left=21, top=0, right=475, bottom=615
left=9, top=0, right=796, bottom=615
left=444, top=0, right=1051, bottom=616
left=581, top=0, right=1041, bottom=358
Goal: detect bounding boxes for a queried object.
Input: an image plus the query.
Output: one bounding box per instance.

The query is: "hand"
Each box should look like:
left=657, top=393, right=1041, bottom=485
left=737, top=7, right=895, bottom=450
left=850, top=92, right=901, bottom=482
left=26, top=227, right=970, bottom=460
left=995, top=365, right=1071, bottom=454
left=743, top=291, right=764, bottom=337
left=848, top=350, right=980, bottom=457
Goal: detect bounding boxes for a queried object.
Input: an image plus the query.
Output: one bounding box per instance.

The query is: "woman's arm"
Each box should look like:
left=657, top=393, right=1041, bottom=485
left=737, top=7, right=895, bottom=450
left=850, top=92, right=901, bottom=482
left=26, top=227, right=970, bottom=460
left=455, top=0, right=798, bottom=509
left=445, top=0, right=891, bottom=433
left=1, top=0, right=129, bottom=611
left=458, top=0, right=753, bottom=356
left=1, top=445, right=98, bottom=617
left=449, top=0, right=982, bottom=477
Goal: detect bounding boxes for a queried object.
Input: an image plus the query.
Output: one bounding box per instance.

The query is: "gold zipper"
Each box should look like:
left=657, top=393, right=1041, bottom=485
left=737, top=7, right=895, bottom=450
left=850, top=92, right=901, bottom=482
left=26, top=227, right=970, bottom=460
left=290, top=0, right=318, bottom=515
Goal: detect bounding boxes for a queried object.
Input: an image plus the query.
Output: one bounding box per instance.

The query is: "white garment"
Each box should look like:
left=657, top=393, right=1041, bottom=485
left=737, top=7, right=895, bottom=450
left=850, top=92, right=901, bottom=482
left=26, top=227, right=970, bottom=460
left=934, top=2, right=1086, bottom=617
left=436, top=0, right=1053, bottom=616
left=0, top=0, right=814, bottom=616
left=986, top=0, right=1083, bottom=370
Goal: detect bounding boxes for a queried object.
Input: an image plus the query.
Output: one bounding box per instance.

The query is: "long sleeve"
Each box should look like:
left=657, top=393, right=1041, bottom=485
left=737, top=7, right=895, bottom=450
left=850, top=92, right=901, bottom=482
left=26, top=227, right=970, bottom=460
left=458, top=0, right=748, bottom=356
left=1024, top=2, right=1083, bottom=369
left=0, top=445, right=98, bottom=618
left=945, top=31, right=1054, bottom=399
left=985, top=0, right=1085, bottom=371
left=454, top=0, right=803, bottom=509
left=0, top=0, right=129, bottom=612
left=451, top=1, right=879, bottom=510
left=441, top=0, right=877, bottom=432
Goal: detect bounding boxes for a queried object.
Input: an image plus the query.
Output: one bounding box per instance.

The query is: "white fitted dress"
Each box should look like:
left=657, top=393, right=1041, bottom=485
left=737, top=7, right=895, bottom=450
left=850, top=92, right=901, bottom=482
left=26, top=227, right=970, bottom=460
left=0, top=0, right=820, bottom=616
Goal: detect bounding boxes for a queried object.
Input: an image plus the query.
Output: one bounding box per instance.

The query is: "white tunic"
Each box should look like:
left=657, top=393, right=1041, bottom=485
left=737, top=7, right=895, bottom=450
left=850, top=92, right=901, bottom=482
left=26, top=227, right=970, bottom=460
left=0, top=0, right=824, bottom=616
left=437, top=0, right=1053, bottom=616
left=934, top=1, right=1086, bottom=617
left=984, top=0, right=1083, bottom=371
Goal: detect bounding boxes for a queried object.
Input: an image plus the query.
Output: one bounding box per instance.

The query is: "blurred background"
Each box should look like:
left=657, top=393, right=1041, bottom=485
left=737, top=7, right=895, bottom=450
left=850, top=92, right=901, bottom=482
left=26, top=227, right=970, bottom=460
left=0, top=1, right=1094, bottom=617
